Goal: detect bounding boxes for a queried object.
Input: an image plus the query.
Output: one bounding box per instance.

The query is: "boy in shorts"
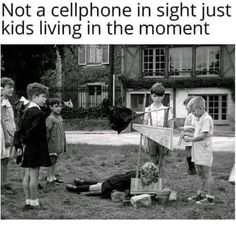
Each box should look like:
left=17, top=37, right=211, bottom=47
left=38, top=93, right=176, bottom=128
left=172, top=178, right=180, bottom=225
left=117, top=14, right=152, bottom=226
left=143, top=82, right=174, bottom=178
left=46, top=98, right=67, bottom=183
left=184, top=96, right=215, bottom=205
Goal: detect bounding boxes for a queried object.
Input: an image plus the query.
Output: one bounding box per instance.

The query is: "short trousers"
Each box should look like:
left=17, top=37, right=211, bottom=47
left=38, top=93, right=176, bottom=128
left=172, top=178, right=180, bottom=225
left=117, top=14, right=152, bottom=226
left=147, top=139, right=162, bottom=156
left=49, top=155, right=58, bottom=165
left=195, top=164, right=212, bottom=177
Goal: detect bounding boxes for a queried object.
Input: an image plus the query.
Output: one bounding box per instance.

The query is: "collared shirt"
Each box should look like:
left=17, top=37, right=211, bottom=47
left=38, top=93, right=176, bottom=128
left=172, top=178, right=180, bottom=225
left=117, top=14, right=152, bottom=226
left=27, top=102, right=41, bottom=110
left=144, top=103, right=173, bottom=127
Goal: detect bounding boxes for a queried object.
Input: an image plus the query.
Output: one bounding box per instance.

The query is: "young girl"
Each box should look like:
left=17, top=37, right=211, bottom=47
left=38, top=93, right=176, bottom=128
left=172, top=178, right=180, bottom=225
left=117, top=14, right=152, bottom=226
left=18, top=83, right=51, bottom=210
left=46, top=98, right=66, bottom=183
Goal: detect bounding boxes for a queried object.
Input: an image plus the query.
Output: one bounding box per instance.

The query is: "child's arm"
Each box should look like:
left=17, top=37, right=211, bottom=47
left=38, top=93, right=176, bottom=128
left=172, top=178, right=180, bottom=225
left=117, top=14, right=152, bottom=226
left=167, top=119, right=174, bottom=129
left=184, top=132, right=208, bottom=142
left=143, top=108, right=148, bottom=125
left=64, top=133, right=67, bottom=153
left=45, top=117, right=53, bottom=141
left=167, top=107, right=174, bottom=129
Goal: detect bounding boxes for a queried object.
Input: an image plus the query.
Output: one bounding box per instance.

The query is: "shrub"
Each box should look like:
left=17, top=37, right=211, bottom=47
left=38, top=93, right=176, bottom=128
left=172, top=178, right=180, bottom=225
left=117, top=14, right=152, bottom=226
left=61, top=105, right=109, bottom=119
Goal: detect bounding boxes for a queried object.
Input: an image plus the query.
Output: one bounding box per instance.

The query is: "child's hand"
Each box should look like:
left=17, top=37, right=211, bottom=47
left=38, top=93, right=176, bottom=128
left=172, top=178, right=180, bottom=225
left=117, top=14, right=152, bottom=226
left=184, top=136, right=192, bottom=142
left=17, top=148, right=22, bottom=156
left=180, top=131, right=185, bottom=138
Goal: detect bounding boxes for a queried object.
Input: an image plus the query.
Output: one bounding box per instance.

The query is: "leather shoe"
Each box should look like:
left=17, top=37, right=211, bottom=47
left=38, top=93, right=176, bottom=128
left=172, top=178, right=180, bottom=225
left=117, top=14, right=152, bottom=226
left=66, top=184, right=80, bottom=194
left=74, top=179, right=84, bottom=186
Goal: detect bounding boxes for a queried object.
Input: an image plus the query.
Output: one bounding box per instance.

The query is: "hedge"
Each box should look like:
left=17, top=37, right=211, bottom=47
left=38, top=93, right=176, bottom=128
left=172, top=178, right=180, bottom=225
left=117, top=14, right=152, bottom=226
left=61, top=105, right=109, bottom=119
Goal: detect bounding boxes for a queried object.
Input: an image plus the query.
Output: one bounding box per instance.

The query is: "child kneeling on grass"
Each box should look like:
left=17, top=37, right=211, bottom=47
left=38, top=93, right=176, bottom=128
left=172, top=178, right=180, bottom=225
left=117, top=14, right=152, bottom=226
left=46, top=98, right=67, bottom=183
left=18, top=83, right=51, bottom=210
left=184, top=96, right=215, bottom=205
left=66, top=162, right=159, bottom=200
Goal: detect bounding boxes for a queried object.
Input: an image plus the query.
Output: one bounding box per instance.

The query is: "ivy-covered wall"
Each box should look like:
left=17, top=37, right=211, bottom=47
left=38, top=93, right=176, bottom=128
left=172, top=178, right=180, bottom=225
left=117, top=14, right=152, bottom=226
left=60, top=45, right=122, bottom=108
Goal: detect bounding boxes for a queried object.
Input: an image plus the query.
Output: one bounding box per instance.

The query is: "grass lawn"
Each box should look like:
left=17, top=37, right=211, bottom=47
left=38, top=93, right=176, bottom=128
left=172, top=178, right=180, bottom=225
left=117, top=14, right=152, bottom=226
left=1, top=144, right=235, bottom=219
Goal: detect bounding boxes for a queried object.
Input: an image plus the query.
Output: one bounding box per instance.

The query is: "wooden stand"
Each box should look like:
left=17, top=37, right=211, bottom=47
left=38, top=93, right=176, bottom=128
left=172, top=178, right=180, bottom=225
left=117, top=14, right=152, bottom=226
left=130, top=124, right=173, bottom=195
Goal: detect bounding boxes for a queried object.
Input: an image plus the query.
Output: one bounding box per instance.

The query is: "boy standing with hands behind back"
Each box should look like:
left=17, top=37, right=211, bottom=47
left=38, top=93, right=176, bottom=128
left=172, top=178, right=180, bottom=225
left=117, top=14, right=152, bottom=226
left=46, top=98, right=67, bottom=183
left=19, top=82, right=51, bottom=210
left=184, top=96, right=215, bottom=205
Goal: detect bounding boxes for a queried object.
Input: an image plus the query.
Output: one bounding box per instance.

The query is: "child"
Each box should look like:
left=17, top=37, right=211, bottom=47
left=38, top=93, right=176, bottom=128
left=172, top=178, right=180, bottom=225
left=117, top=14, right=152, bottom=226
left=18, top=82, right=51, bottom=210
left=1, top=77, right=16, bottom=192
left=46, top=98, right=66, bottom=183
left=66, top=162, right=159, bottom=199
left=184, top=96, right=215, bottom=205
left=180, top=96, right=198, bottom=175
left=143, top=82, right=173, bottom=173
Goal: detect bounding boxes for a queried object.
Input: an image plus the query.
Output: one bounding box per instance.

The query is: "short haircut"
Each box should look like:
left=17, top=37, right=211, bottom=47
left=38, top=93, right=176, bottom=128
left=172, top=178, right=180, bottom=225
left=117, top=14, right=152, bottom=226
left=187, top=96, right=206, bottom=109
left=183, top=96, right=194, bottom=106
left=150, top=82, right=165, bottom=96
left=27, top=82, right=48, bottom=100
left=1, top=77, right=15, bottom=87
left=49, top=97, right=62, bottom=107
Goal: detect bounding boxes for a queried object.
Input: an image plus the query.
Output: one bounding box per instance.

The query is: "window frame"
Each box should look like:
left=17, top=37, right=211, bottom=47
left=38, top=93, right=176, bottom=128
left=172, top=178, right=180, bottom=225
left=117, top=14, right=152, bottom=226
left=168, top=47, right=193, bottom=77
left=78, top=45, right=109, bottom=66
left=142, top=47, right=166, bottom=77
left=189, top=94, right=228, bottom=124
left=196, top=46, right=220, bottom=76
left=142, top=45, right=222, bottom=78
left=127, top=91, right=171, bottom=113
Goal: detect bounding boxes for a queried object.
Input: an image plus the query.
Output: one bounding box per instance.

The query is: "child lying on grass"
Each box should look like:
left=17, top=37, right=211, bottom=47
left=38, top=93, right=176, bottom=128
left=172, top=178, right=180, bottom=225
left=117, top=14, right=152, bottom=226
left=66, top=162, right=159, bottom=200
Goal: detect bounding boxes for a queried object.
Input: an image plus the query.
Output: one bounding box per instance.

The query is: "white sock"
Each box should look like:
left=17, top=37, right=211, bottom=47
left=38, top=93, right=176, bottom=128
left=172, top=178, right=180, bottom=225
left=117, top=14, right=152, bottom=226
left=26, top=199, right=31, bottom=205
left=47, top=177, right=54, bottom=182
left=30, top=199, right=39, bottom=206
left=206, top=194, right=215, bottom=200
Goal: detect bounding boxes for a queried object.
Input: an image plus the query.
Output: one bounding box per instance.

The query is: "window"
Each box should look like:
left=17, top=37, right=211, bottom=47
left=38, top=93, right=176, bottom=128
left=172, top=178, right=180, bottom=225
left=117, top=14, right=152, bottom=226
left=169, top=47, right=192, bottom=76
left=142, top=47, right=165, bottom=76
left=130, top=93, right=170, bottom=112
left=142, top=45, right=221, bottom=77
left=78, top=83, right=108, bottom=108
left=190, top=94, right=227, bottom=123
left=78, top=45, right=109, bottom=65
left=196, top=46, right=220, bottom=75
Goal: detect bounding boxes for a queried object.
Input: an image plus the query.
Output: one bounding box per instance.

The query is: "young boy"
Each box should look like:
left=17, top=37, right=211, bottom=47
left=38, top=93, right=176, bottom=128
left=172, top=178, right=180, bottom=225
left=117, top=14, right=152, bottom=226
left=143, top=82, right=174, bottom=167
left=180, top=96, right=197, bottom=175
left=66, top=162, right=159, bottom=200
left=184, top=96, right=215, bottom=205
left=1, top=77, right=16, bottom=192
left=46, top=98, right=66, bottom=183
left=18, top=82, right=51, bottom=210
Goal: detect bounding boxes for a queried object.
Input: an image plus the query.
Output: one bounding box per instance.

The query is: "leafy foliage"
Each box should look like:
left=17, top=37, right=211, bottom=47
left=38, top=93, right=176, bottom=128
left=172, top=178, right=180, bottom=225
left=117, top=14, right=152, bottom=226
left=61, top=105, right=109, bottom=119
left=120, top=76, right=235, bottom=90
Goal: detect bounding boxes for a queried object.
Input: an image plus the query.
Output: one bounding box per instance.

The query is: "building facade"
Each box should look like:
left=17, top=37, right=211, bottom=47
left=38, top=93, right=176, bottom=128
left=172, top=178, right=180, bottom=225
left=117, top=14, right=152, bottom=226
left=118, top=45, right=235, bottom=127
left=61, top=44, right=235, bottom=127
